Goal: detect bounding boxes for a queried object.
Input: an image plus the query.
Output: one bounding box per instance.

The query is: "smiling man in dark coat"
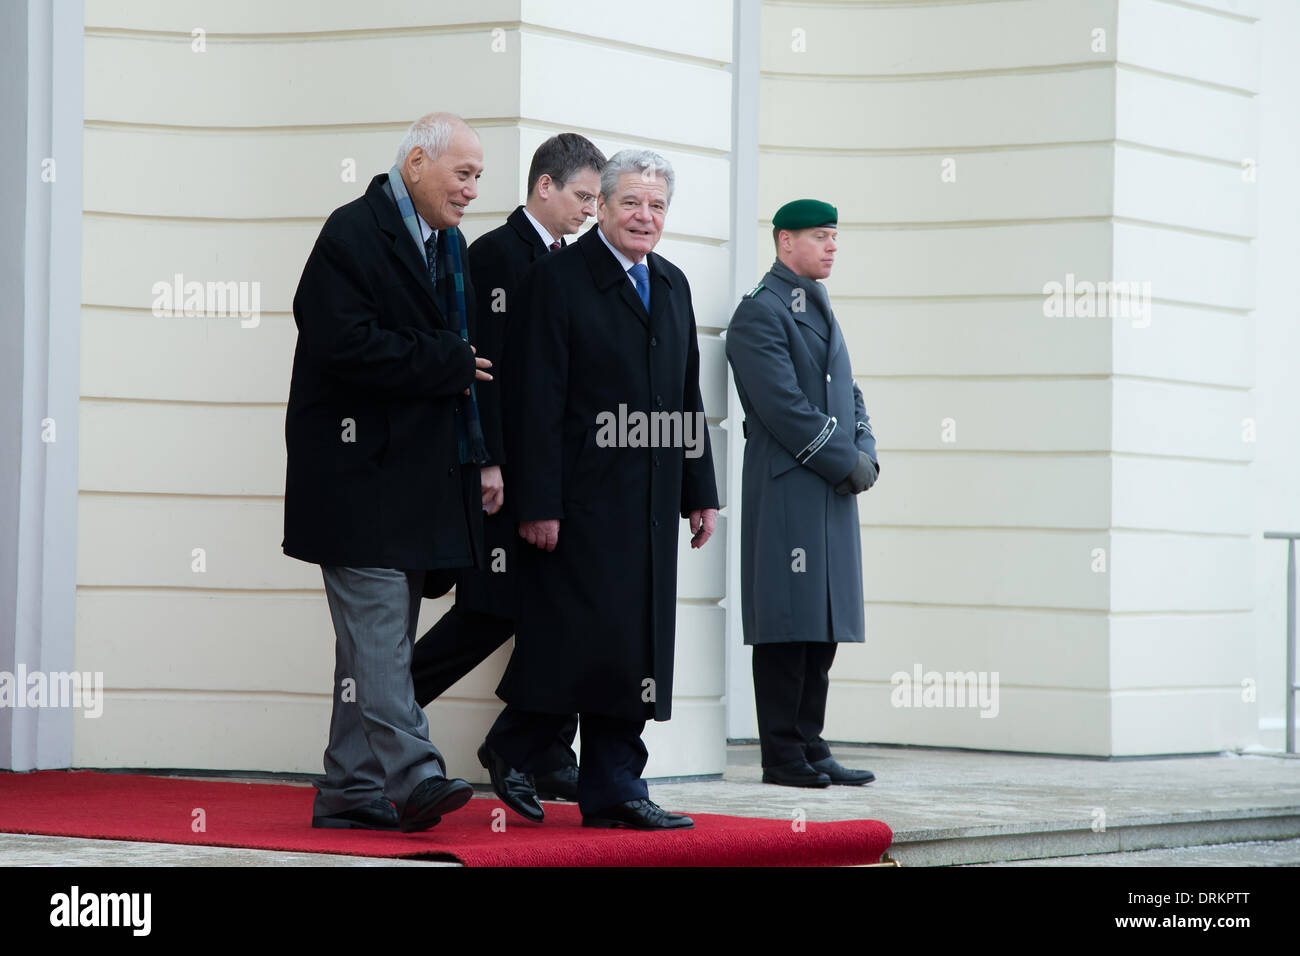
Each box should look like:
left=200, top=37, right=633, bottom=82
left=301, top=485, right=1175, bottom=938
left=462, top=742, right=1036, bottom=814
left=410, top=133, right=606, bottom=808
left=726, top=199, right=880, bottom=789
left=485, top=148, right=720, bottom=829
left=283, top=113, right=494, bottom=831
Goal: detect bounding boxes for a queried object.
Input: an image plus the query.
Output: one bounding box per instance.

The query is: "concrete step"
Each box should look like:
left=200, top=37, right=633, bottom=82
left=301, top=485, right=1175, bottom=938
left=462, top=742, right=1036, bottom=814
left=962, top=837, right=1300, bottom=866
left=888, top=808, right=1300, bottom=866
left=653, top=744, right=1300, bottom=867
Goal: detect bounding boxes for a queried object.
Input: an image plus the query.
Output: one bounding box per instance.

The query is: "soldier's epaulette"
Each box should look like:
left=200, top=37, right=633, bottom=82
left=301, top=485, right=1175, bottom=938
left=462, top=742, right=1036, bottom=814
left=744, top=281, right=765, bottom=299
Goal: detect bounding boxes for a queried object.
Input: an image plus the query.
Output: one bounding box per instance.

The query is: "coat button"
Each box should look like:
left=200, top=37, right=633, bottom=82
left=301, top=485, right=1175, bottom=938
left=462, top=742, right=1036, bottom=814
left=446, top=466, right=455, bottom=476
left=652, top=518, right=660, bottom=528
left=656, top=396, right=663, bottom=408
left=826, top=373, right=832, bottom=383
left=650, top=336, right=658, bottom=346
left=653, top=455, right=660, bottom=468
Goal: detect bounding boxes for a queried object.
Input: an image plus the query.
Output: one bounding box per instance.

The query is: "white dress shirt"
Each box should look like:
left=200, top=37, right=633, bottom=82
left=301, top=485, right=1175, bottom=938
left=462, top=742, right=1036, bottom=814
left=596, top=227, right=641, bottom=289
left=522, top=206, right=561, bottom=250
left=417, top=213, right=436, bottom=262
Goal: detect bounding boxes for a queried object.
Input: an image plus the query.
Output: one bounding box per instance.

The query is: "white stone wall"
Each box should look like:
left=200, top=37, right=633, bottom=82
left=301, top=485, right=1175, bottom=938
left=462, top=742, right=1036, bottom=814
left=758, top=0, right=1270, bottom=755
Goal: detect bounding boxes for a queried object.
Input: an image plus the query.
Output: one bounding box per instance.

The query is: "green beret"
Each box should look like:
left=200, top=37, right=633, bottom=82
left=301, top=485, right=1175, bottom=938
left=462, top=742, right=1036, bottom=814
left=772, top=199, right=837, bottom=231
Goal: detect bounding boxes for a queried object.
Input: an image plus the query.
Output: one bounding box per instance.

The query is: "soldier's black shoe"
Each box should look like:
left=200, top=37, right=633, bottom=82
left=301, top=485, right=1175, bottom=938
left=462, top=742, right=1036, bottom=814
left=312, top=796, right=399, bottom=830
left=478, top=742, right=544, bottom=822
left=762, top=760, right=832, bottom=788
left=534, top=763, right=580, bottom=802
left=810, top=756, right=875, bottom=785
left=582, top=798, right=693, bottom=830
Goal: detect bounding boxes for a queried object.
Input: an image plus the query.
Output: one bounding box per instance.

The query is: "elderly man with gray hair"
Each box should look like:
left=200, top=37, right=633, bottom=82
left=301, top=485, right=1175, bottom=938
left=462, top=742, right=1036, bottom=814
left=482, top=148, right=721, bottom=830
left=283, top=112, right=494, bottom=831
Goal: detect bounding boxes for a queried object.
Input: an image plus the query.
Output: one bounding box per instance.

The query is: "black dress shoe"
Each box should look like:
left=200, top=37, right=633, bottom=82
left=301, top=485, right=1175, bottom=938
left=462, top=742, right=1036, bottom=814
left=312, top=796, right=399, bottom=830
left=398, top=775, right=473, bottom=833
left=761, top=760, right=832, bottom=788
left=810, top=756, right=875, bottom=785
left=582, top=798, right=694, bottom=830
left=478, top=742, right=544, bottom=822
left=534, top=763, right=579, bottom=802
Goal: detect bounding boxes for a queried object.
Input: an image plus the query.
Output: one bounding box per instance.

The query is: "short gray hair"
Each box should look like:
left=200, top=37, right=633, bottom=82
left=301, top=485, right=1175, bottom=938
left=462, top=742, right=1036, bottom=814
left=600, top=148, right=675, bottom=206
left=395, top=114, right=463, bottom=166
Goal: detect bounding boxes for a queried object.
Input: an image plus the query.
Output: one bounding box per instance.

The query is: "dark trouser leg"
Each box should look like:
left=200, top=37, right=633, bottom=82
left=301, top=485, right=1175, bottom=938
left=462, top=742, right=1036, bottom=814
left=485, top=705, right=568, bottom=772
left=486, top=708, right=647, bottom=815
left=539, top=716, right=579, bottom=770
left=314, top=566, right=446, bottom=816
left=574, top=713, right=649, bottom=816
left=410, top=603, right=515, bottom=708
left=752, top=641, right=811, bottom=768
left=797, top=642, right=837, bottom=763
left=415, top=608, right=579, bottom=771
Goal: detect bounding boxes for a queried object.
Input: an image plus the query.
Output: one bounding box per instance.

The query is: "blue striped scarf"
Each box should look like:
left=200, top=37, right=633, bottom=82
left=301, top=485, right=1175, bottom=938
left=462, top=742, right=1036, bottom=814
left=387, top=165, right=488, bottom=465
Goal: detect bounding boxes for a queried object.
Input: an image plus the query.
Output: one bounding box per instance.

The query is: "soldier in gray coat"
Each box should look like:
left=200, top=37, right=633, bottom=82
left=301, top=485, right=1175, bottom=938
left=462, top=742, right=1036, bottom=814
left=725, top=199, right=879, bottom=788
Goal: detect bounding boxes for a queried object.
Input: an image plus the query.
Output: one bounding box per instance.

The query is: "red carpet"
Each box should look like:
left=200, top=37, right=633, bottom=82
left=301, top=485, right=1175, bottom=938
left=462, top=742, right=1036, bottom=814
left=0, top=770, right=891, bottom=867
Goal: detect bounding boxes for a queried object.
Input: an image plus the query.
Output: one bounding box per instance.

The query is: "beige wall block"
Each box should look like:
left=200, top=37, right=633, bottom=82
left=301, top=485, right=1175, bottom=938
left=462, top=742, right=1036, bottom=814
left=84, top=32, right=522, bottom=127
left=76, top=590, right=333, bottom=694
left=840, top=299, right=1113, bottom=378
left=862, top=528, right=1112, bottom=611
left=839, top=603, right=1111, bottom=689
left=73, top=694, right=330, bottom=773
left=85, top=0, right=521, bottom=34
left=762, top=0, right=1117, bottom=75
left=1109, top=532, right=1254, bottom=613
left=84, top=125, right=523, bottom=221
left=1110, top=689, right=1256, bottom=754
left=826, top=685, right=1113, bottom=755
left=857, top=452, right=1111, bottom=530
left=761, top=144, right=1115, bottom=225
left=78, top=494, right=313, bottom=590
left=760, top=69, right=1115, bottom=151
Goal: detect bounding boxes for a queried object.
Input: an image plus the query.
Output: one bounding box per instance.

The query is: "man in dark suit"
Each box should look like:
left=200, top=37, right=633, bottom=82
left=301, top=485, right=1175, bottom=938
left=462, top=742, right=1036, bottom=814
left=484, top=149, right=720, bottom=830
left=283, top=112, right=494, bottom=831
left=725, top=199, right=880, bottom=789
left=410, top=133, right=606, bottom=812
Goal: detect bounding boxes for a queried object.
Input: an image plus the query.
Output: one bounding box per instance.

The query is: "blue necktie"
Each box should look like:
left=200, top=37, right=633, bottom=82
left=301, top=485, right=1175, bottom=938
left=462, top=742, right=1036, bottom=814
left=423, top=230, right=437, bottom=286
left=629, top=262, right=650, bottom=312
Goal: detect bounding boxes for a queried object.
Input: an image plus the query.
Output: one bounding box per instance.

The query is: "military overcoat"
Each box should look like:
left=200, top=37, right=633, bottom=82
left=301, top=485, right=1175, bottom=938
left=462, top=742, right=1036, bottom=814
left=725, top=259, right=879, bottom=645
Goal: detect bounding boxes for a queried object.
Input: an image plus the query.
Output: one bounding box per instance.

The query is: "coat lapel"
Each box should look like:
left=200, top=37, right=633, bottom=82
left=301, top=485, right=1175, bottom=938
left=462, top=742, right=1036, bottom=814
left=767, top=261, right=830, bottom=342
left=579, top=227, right=648, bottom=328
left=826, top=313, right=845, bottom=363
left=363, top=174, right=445, bottom=326
left=506, top=205, right=551, bottom=264
left=647, top=252, right=674, bottom=330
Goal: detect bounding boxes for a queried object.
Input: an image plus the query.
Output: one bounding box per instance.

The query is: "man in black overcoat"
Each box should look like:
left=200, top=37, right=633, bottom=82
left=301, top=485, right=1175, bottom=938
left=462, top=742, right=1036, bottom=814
left=283, top=113, right=494, bottom=832
left=485, top=149, right=720, bottom=829
left=410, top=133, right=606, bottom=812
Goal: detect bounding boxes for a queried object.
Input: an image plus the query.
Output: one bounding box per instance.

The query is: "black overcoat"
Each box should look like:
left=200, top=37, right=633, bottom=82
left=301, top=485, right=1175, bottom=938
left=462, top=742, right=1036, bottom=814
left=451, top=206, right=556, bottom=615
left=725, top=259, right=879, bottom=645
left=497, top=227, right=720, bottom=721
left=282, top=173, right=484, bottom=571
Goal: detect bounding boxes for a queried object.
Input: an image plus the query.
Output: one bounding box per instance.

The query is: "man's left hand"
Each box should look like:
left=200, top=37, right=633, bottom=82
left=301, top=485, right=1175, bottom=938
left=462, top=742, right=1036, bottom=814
left=480, top=465, right=504, bottom=515
left=689, top=508, right=718, bottom=549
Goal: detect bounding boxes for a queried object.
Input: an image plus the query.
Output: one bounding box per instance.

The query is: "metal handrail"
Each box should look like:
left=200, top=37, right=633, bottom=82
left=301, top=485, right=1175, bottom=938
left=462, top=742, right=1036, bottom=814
left=1264, top=532, right=1300, bottom=753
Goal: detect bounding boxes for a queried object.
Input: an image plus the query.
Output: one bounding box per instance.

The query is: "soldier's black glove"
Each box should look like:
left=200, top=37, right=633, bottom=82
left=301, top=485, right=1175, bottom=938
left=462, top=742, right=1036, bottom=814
left=833, top=452, right=878, bottom=495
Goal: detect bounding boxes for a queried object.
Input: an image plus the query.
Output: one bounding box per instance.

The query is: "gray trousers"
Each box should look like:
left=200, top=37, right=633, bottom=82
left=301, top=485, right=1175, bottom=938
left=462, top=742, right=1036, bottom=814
left=313, top=566, right=447, bottom=816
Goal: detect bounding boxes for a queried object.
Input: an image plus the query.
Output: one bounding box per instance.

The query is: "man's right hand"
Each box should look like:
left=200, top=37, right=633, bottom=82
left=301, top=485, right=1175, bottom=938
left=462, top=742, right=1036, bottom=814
left=465, top=345, right=493, bottom=395
left=519, top=519, right=560, bottom=552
